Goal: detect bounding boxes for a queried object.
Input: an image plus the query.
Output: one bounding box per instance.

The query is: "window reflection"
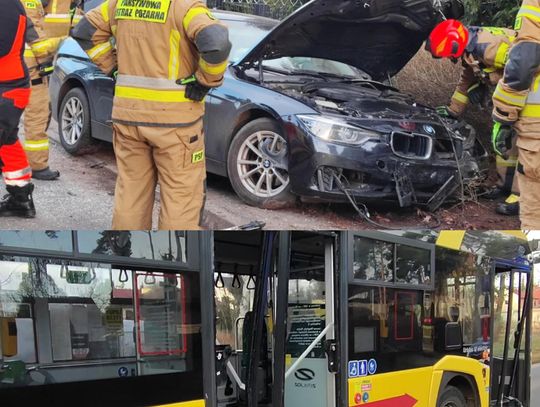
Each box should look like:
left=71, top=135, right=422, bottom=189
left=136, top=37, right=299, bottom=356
left=0, top=231, right=72, bottom=252
left=353, top=237, right=433, bottom=286
left=77, top=231, right=187, bottom=263
left=396, top=245, right=431, bottom=285
left=353, top=238, right=393, bottom=282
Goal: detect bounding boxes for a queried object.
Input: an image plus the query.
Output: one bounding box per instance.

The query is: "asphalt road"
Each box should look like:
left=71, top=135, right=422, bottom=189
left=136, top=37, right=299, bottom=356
left=0, top=118, right=521, bottom=230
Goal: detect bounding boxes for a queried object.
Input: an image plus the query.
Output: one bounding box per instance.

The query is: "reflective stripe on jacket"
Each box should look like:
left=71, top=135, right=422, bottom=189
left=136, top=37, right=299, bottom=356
left=449, top=26, right=515, bottom=117
left=493, top=0, right=540, bottom=123
left=71, top=0, right=231, bottom=127
left=43, top=0, right=83, bottom=37
left=21, top=0, right=65, bottom=76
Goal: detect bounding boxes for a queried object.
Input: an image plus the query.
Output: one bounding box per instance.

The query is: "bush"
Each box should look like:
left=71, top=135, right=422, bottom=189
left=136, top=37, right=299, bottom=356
left=394, top=50, right=493, bottom=145
left=463, top=0, right=521, bottom=27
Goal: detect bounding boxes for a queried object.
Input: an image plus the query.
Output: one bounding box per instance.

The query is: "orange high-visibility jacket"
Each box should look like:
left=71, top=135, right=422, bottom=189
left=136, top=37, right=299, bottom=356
left=0, top=2, right=28, bottom=86
left=71, top=0, right=232, bottom=127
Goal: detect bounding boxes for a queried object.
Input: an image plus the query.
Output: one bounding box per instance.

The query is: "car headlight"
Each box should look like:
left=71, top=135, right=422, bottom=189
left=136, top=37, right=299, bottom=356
left=297, top=114, right=381, bottom=146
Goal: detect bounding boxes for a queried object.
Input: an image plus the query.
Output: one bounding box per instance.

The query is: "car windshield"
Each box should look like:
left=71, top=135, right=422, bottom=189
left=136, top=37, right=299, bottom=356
left=224, top=18, right=367, bottom=79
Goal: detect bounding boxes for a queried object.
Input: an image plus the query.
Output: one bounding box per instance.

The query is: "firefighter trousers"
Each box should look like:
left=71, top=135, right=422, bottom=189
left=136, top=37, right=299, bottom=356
left=0, top=87, right=32, bottom=186
left=513, top=78, right=540, bottom=228
left=111, top=121, right=206, bottom=230
left=23, top=78, right=51, bottom=171
left=496, top=141, right=520, bottom=195
left=516, top=142, right=540, bottom=229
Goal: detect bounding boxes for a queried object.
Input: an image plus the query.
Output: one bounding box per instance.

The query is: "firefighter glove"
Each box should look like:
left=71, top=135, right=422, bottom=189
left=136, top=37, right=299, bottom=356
left=467, top=82, right=486, bottom=105
left=436, top=105, right=456, bottom=118
left=177, top=75, right=210, bottom=102
left=38, top=61, right=54, bottom=77
left=491, top=122, right=514, bottom=159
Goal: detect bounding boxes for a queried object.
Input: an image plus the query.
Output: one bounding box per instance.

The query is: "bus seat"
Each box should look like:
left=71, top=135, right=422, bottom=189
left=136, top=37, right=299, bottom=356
left=1, top=317, right=17, bottom=358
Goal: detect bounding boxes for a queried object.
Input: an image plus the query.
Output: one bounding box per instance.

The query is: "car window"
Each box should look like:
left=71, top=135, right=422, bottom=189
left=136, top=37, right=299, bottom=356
left=222, top=18, right=276, bottom=63
left=82, top=0, right=103, bottom=11
left=223, top=17, right=366, bottom=79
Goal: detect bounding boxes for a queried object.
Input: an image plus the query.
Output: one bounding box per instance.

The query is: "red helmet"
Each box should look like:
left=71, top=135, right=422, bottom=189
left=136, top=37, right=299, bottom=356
left=426, top=19, right=469, bottom=59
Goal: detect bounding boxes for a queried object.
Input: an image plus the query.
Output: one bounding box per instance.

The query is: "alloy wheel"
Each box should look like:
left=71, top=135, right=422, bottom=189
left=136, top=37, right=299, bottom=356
left=61, top=96, right=84, bottom=146
left=236, top=130, right=289, bottom=198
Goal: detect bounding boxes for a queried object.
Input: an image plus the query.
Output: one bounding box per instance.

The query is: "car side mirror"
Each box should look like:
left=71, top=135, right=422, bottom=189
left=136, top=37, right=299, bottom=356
left=444, top=322, right=463, bottom=351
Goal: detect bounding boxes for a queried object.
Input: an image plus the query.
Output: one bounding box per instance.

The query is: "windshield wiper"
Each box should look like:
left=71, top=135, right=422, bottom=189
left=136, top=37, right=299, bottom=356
left=261, top=65, right=329, bottom=81
left=288, top=69, right=331, bottom=80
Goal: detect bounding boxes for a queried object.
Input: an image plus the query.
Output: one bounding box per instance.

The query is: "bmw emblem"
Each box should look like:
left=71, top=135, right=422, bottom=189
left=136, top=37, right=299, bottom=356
left=423, top=125, right=436, bottom=135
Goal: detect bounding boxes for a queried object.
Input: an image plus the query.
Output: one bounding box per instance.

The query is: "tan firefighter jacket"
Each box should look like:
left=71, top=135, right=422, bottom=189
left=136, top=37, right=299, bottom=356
left=43, top=0, right=84, bottom=38
left=71, top=0, right=232, bottom=127
left=22, top=0, right=66, bottom=80
left=493, top=0, right=540, bottom=142
left=449, top=26, right=516, bottom=117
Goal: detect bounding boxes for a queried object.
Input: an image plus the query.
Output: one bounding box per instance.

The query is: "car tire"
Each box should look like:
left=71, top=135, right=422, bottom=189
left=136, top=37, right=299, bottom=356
left=437, top=386, right=468, bottom=407
left=58, top=87, right=95, bottom=155
left=227, top=118, right=296, bottom=209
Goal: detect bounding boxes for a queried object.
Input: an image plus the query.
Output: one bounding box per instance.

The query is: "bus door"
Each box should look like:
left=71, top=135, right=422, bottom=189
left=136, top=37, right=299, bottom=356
left=213, top=230, right=270, bottom=407
left=282, top=232, right=339, bottom=407
left=133, top=270, right=192, bottom=377
left=490, top=262, right=532, bottom=406
left=212, top=231, right=340, bottom=407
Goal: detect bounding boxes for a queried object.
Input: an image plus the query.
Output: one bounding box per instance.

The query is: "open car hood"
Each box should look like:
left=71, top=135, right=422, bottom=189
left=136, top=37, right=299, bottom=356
left=236, top=0, right=448, bottom=81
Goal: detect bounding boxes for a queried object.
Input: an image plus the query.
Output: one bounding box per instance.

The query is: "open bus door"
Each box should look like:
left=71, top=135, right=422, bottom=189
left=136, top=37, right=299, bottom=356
left=278, top=232, right=340, bottom=407
left=213, top=231, right=341, bottom=407
left=490, top=259, right=532, bottom=407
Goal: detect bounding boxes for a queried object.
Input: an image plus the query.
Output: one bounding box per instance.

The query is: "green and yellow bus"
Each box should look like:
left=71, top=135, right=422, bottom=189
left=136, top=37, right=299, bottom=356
left=0, top=231, right=533, bottom=407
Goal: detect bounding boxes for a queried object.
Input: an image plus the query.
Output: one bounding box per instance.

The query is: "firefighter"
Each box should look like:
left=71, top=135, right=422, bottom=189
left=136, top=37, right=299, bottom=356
left=71, top=0, right=231, bottom=230
left=0, top=0, right=36, bottom=218
left=492, top=0, right=540, bottom=229
left=426, top=19, right=520, bottom=216
left=43, top=0, right=83, bottom=38
left=21, top=0, right=67, bottom=181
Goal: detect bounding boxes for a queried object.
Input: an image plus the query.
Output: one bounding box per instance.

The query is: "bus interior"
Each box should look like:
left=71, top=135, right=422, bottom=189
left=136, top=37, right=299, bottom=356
left=0, top=243, right=205, bottom=406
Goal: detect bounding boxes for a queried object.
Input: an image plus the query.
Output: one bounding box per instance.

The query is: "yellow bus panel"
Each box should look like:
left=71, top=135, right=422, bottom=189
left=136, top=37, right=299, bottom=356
left=156, top=400, right=205, bottom=407
left=348, top=356, right=489, bottom=407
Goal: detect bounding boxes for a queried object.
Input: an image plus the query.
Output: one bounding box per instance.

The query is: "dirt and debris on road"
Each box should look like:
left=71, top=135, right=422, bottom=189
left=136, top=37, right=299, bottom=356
left=204, top=173, right=520, bottom=230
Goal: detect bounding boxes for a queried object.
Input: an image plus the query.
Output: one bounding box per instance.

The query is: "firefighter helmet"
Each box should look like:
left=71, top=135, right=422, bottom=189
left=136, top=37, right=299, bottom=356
left=426, top=19, right=469, bottom=59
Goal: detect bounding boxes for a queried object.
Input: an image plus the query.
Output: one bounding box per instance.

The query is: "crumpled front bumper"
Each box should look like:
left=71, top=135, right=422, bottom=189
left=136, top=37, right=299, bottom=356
left=284, top=116, right=489, bottom=210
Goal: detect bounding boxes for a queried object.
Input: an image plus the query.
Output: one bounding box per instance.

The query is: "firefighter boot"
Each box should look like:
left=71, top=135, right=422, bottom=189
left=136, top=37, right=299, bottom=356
left=484, top=186, right=508, bottom=200
left=32, top=167, right=60, bottom=180
left=495, top=194, right=519, bottom=216
left=0, top=184, right=36, bottom=218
